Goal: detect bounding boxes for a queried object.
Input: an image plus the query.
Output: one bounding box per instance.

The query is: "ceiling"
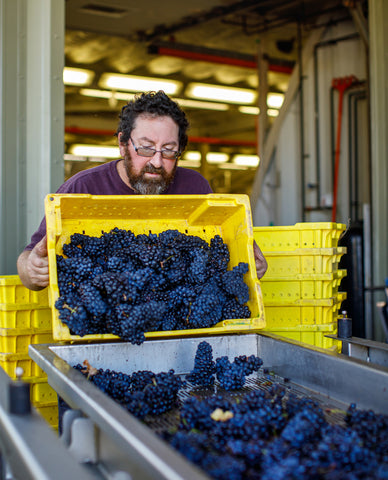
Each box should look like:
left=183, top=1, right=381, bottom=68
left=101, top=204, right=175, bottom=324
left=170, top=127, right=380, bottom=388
left=64, top=0, right=357, bottom=194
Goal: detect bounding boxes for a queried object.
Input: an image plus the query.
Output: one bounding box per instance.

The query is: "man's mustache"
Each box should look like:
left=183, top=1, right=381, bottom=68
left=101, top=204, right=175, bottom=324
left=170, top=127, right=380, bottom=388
left=143, top=164, right=165, bottom=175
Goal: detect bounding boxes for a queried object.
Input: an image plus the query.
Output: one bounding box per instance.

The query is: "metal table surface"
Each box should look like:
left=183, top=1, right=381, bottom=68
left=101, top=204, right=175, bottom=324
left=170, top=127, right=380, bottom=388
left=29, top=333, right=388, bottom=479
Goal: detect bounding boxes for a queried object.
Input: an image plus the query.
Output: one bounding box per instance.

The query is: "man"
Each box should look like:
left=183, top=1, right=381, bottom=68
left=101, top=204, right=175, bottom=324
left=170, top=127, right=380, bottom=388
left=17, top=91, right=267, bottom=290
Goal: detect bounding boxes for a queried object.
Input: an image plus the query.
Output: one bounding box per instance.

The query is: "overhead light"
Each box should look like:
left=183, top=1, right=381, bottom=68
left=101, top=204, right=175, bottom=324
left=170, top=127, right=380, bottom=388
left=179, top=159, right=201, bottom=168
left=267, top=93, right=284, bottom=109
left=182, top=151, right=201, bottom=161
left=63, top=67, right=94, bottom=86
left=173, top=98, right=229, bottom=111
left=99, top=73, right=182, bottom=95
left=80, top=88, right=135, bottom=101
left=186, top=83, right=256, bottom=104
left=207, top=152, right=229, bottom=164
left=233, top=154, right=260, bottom=167
left=182, top=151, right=229, bottom=164
left=69, top=144, right=120, bottom=159
left=238, top=105, right=279, bottom=117
left=218, top=163, right=249, bottom=170
left=267, top=109, right=279, bottom=117
left=239, top=106, right=260, bottom=115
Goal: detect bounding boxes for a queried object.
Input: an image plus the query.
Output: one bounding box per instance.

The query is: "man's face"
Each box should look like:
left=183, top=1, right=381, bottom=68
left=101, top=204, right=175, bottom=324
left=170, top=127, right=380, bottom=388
left=119, top=114, right=179, bottom=195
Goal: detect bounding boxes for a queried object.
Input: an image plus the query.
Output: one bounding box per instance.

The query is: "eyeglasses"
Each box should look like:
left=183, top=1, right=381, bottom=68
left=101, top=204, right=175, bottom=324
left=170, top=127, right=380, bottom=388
left=130, top=137, right=180, bottom=160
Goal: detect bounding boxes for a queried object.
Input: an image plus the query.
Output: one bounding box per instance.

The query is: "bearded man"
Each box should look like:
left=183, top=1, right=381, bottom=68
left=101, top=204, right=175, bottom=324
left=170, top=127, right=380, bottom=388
left=17, top=91, right=267, bottom=290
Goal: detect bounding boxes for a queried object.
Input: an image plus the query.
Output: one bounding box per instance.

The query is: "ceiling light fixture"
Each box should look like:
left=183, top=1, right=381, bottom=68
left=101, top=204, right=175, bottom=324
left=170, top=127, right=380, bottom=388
left=80, top=88, right=135, bottom=101
left=63, top=67, right=95, bottom=86
left=178, top=159, right=201, bottom=168
left=233, top=154, right=260, bottom=167
left=186, top=83, right=256, bottom=104
left=218, top=163, right=249, bottom=170
left=239, top=106, right=260, bottom=115
left=267, top=93, right=284, bottom=109
left=182, top=151, right=201, bottom=161
left=69, top=144, right=120, bottom=159
left=174, top=98, right=229, bottom=111
left=63, top=67, right=94, bottom=86
left=238, top=106, right=279, bottom=117
left=99, top=73, right=182, bottom=95
left=207, top=152, right=229, bottom=164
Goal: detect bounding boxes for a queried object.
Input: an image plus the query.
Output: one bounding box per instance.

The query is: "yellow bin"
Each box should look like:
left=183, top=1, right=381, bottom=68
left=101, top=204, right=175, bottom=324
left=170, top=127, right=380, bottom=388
left=45, top=194, right=265, bottom=342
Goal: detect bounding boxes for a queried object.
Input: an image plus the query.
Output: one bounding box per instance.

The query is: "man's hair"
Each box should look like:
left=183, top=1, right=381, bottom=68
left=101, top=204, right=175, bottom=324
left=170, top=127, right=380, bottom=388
left=116, top=90, right=189, bottom=153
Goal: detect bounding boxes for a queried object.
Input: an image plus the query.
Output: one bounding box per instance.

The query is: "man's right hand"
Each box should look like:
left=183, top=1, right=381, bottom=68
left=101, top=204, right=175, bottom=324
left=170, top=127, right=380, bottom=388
left=17, top=235, right=49, bottom=291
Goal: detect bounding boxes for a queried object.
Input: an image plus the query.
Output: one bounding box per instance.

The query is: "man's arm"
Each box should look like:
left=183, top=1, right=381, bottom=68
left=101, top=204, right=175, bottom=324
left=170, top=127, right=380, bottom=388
left=17, top=236, right=49, bottom=291
left=253, top=240, right=267, bottom=280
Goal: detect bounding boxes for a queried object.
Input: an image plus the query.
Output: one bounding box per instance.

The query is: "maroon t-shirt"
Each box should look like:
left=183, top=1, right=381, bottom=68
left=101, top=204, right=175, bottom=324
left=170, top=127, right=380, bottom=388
left=25, top=159, right=212, bottom=250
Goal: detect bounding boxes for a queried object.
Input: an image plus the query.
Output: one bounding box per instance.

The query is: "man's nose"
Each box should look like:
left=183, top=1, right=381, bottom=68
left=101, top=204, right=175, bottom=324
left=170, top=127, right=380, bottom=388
left=149, top=151, right=163, bottom=168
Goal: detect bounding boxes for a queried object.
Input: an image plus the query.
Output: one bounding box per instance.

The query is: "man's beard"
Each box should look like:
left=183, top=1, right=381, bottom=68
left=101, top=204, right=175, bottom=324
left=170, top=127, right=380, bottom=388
left=123, top=146, right=177, bottom=195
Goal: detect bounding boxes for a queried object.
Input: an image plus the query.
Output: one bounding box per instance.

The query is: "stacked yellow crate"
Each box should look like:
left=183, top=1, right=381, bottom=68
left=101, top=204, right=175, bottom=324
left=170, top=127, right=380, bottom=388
left=254, top=223, right=347, bottom=351
left=0, top=276, right=58, bottom=427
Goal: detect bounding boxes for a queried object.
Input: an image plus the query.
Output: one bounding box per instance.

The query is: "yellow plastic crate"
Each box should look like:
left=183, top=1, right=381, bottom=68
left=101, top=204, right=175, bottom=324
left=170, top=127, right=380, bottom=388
left=45, top=194, right=265, bottom=342
left=262, top=247, right=346, bottom=276
left=34, top=403, right=58, bottom=429
left=30, top=380, right=57, bottom=404
left=262, top=323, right=340, bottom=351
left=253, top=222, right=346, bottom=251
left=0, top=307, right=52, bottom=330
left=0, top=328, right=53, bottom=355
left=264, top=294, right=346, bottom=327
left=260, top=270, right=346, bottom=302
left=0, top=352, right=46, bottom=378
left=0, top=276, right=49, bottom=306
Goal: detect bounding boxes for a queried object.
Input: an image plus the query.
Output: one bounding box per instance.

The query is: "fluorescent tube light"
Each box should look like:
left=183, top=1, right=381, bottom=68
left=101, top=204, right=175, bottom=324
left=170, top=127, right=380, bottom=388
left=80, top=88, right=135, bottom=101
left=173, top=98, right=229, bottom=111
left=179, top=159, right=201, bottom=168
left=69, top=144, right=120, bottom=158
left=63, top=67, right=94, bottom=86
left=238, top=105, right=279, bottom=117
left=239, top=106, right=260, bottom=115
left=233, top=154, right=260, bottom=167
left=267, top=93, right=284, bottom=109
left=218, top=163, right=248, bottom=170
left=99, top=73, right=182, bottom=95
left=182, top=151, right=201, bottom=161
left=207, top=152, right=229, bottom=164
left=186, top=83, right=256, bottom=104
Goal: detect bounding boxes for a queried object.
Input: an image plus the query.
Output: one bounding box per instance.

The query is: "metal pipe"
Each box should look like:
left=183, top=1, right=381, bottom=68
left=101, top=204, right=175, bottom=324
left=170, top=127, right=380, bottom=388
left=313, top=33, right=360, bottom=210
left=347, top=88, right=366, bottom=220
left=297, top=21, right=306, bottom=221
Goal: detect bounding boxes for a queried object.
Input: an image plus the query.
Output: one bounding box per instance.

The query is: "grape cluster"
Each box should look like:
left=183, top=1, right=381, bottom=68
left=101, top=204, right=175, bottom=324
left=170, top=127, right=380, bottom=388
left=186, top=341, right=216, bottom=386
left=167, top=387, right=388, bottom=480
left=215, top=354, right=263, bottom=390
left=74, top=361, right=183, bottom=419
left=186, top=341, right=263, bottom=390
left=55, top=229, right=252, bottom=344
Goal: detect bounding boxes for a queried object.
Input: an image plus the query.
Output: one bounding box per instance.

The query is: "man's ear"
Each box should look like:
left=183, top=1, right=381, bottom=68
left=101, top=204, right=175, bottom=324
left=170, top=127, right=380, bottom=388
left=118, top=132, right=126, bottom=157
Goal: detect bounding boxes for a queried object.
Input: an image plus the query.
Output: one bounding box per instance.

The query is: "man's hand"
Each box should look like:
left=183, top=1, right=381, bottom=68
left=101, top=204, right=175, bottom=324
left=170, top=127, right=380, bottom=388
left=17, top=236, right=49, bottom=291
left=253, top=240, right=267, bottom=280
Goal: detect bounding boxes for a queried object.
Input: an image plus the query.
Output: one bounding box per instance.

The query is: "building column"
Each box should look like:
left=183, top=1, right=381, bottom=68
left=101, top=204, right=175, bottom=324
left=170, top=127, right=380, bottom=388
left=0, top=0, right=64, bottom=274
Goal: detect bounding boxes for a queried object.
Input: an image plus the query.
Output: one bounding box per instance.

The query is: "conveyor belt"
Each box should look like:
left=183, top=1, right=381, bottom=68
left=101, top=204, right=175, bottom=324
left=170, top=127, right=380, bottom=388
left=29, top=333, right=388, bottom=480
left=145, top=373, right=347, bottom=438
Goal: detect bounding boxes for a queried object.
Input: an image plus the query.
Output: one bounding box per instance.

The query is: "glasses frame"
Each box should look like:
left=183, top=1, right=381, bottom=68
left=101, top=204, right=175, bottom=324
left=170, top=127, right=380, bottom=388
left=130, top=137, right=180, bottom=161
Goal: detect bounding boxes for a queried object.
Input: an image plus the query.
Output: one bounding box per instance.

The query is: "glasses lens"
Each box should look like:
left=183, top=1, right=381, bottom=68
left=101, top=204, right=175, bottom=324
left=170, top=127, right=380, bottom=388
left=137, top=147, right=155, bottom=157
left=162, top=150, right=178, bottom=160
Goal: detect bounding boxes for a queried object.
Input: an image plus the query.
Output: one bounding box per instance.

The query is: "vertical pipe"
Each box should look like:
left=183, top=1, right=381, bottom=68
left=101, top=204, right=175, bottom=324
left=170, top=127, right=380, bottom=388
left=348, top=91, right=354, bottom=219
left=363, top=203, right=373, bottom=339
left=298, top=21, right=306, bottom=221
left=330, top=86, right=335, bottom=197
left=354, top=93, right=367, bottom=220
left=313, top=45, right=321, bottom=207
